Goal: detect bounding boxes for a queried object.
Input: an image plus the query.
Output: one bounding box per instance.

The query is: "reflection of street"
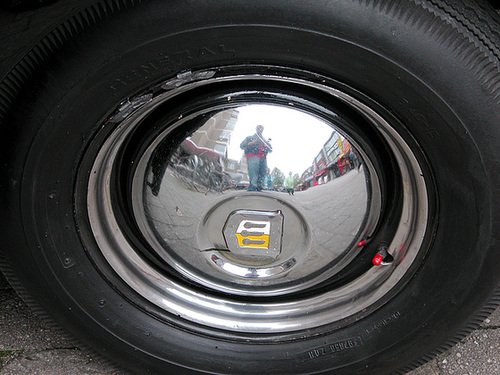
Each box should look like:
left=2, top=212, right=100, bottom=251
left=144, top=166, right=231, bottom=267
left=292, top=169, right=367, bottom=261
left=145, top=167, right=367, bottom=266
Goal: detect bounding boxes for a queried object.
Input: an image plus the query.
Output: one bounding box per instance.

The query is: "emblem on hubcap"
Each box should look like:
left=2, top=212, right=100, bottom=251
left=223, top=210, right=283, bottom=258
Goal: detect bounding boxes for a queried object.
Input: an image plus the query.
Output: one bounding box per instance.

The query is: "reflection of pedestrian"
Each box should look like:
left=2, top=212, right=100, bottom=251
left=240, top=125, right=272, bottom=191
left=285, top=172, right=295, bottom=195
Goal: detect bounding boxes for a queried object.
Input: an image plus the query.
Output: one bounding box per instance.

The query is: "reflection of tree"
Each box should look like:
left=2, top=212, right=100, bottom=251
left=271, top=168, right=285, bottom=189
left=293, top=173, right=301, bottom=187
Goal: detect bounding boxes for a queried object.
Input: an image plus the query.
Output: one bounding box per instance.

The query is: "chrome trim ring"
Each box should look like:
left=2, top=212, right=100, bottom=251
left=86, top=68, right=429, bottom=333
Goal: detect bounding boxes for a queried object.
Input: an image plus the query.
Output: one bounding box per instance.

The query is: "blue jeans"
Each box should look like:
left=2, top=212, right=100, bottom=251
left=247, top=156, right=267, bottom=191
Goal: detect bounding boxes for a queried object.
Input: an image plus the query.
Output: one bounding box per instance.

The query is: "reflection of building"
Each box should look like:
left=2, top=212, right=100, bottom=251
left=168, top=109, right=240, bottom=193
left=188, top=109, right=253, bottom=186
left=175, top=108, right=258, bottom=191
left=224, top=157, right=248, bottom=187
left=324, top=134, right=342, bottom=166
left=301, top=165, right=315, bottom=189
left=189, top=109, right=239, bottom=157
left=301, top=130, right=360, bottom=189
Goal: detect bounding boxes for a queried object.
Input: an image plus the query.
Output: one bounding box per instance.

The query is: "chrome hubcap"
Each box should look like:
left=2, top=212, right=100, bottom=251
left=85, top=67, right=429, bottom=333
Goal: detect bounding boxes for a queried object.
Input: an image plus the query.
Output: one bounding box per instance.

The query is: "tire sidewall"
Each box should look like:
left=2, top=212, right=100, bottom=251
left=4, top=1, right=500, bottom=373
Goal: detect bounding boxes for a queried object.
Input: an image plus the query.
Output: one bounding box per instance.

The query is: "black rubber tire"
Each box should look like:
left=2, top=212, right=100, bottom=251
left=1, top=0, right=500, bottom=374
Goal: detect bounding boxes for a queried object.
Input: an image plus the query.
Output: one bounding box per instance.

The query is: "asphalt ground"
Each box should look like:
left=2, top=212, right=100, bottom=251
left=1, top=271, right=499, bottom=374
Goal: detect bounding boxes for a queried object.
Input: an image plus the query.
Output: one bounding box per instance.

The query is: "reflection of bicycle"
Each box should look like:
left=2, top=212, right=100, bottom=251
left=173, top=155, right=227, bottom=193
left=208, top=171, right=229, bottom=193
left=172, top=155, right=200, bottom=191
left=203, top=162, right=229, bottom=193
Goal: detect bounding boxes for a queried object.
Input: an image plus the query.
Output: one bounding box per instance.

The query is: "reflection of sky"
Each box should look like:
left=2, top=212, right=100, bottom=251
left=227, top=105, right=333, bottom=176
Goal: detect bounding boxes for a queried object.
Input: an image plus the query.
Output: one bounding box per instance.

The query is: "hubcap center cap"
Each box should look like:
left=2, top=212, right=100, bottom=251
left=223, top=209, right=284, bottom=259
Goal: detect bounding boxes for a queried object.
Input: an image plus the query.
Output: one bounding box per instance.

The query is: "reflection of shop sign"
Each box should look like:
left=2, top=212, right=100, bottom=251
left=223, top=210, right=283, bottom=259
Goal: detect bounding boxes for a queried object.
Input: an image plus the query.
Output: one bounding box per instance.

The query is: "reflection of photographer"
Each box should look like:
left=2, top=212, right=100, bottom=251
left=240, top=125, right=272, bottom=191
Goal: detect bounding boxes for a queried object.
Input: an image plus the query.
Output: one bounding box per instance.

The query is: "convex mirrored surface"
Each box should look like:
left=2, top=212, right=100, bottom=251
left=135, top=104, right=376, bottom=296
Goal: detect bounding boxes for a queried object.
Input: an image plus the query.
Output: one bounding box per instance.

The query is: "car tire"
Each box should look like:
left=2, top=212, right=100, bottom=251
left=1, top=1, right=500, bottom=374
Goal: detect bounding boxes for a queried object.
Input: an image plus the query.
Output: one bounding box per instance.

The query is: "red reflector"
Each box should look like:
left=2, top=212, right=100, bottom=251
left=357, top=240, right=367, bottom=247
left=372, top=254, right=384, bottom=266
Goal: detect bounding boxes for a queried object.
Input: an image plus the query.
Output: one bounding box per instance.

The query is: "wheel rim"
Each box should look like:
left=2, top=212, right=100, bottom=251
left=85, top=66, right=430, bottom=333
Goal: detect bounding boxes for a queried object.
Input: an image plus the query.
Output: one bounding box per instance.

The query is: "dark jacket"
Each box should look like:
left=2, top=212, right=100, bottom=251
left=240, top=134, right=272, bottom=156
